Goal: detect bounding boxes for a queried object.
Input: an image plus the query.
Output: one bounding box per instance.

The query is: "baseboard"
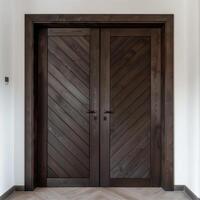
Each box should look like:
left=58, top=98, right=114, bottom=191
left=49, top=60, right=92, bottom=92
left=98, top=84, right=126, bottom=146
left=184, top=186, right=200, bottom=200
left=174, top=185, right=200, bottom=200
left=0, top=186, right=15, bottom=200
left=174, top=185, right=185, bottom=191
left=15, top=185, right=25, bottom=191
left=0, top=186, right=24, bottom=200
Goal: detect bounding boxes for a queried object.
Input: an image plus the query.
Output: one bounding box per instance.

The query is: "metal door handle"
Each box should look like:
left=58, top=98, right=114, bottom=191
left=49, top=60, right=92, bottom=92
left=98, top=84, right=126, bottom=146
left=87, top=110, right=97, bottom=120
left=104, top=110, right=113, bottom=114
left=87, top=110, right=95, bottom=114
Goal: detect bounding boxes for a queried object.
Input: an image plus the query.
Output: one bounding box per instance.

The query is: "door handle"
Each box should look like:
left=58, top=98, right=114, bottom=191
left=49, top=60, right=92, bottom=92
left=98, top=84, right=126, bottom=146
left=87, top=110, right=97, bottom=120
left=103, top=110, right=113, bottom=121
left=87, top=110, right=95, bottom=114
left=104, top=110, right=113, bottom=114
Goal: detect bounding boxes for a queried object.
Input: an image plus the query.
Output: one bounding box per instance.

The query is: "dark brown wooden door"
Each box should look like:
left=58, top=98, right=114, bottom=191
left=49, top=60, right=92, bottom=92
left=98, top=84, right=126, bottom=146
left=38, top=27, right=162, bottom=187
left=38, top=28, right=100, bottom=187
left=100, top=28, right=161, bottom=186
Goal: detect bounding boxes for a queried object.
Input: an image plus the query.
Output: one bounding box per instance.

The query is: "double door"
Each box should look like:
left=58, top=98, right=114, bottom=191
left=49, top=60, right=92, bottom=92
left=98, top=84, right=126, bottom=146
left=37, top=28, right=161, bottom=187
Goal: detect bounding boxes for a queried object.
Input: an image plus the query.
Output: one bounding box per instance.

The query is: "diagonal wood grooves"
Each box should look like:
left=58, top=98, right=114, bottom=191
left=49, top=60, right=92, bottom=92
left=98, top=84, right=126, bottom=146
left=48, top=143, right=79, bottom=177
left=48, top=167, right=58, bottom=178
left=111, top=127, right=150, bottom=177
left=47, top=33, right=90, bottom=180
left=48, top=94, right=88, bottom=133
left=48, top=106, right=89, bottom=156
left=48, top=97, right=89, bottom=144
left=111, top=38, right=144, bottom=68
left=126, top=147, right=150, bottom=178
left=111, top=124, right=149, bottom=171
left=111, top=129, right=149, bottom=173
left=48, top=37, right=89, bottom=75
left=48, top=72, right=88, bottom=111
left=62, top=36, right=90, bottom=64
left=48, top=102, right=89, bottom=147
left=111, top=123, right=150, bottom=178
left=111, top=96, right=150, bottom=136
left=62, top=37, right=89, bottom=64
left=112, top=68, right=150, bottom=108
left=48, top=69, right=89, bottom=107
left=48, top=76, right=88, bottom=120
left=48, top=130, right=89, bottom=172
left=51, top=37, right=89, bottom=74
left=48, top=137, right=83, bottom=177
left=111, top=38, right=146, bottom=76
left=112, top=89, right=150, bottom=128
left=48, top=45, right=89, bottom=87
left=48, top=51, right=89, bottom=95
left=48, top=132, right=88, bottom=177
left=110, top=36, right=151, bottom=179
left=48, top=154, right=70, bottom=177
left=112, top=78, right=150, bottom=118
left=111, top=113, right=150, bottom=156
left=48, top=119, right=89, bottom=164
left=111, top=60, right=146, bottom=98
left=49, top=61, right=89, bottom=98
left=48, top=86, right=89, bottom=128
left=111, top=45, right=148, bottom=88
left=48, top=50, right=89, bottom=88
left=112, top=86, right=149, bottom=122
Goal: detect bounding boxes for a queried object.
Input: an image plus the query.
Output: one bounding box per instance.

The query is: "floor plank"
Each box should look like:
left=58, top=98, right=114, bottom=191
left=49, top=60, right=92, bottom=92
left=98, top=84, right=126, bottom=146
left=7, top=188, right=191, bottom=200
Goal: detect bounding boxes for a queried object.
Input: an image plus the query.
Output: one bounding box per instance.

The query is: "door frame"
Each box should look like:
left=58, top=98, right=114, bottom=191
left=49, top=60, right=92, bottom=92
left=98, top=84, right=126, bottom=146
left=25, top=14, right=174, bottom=191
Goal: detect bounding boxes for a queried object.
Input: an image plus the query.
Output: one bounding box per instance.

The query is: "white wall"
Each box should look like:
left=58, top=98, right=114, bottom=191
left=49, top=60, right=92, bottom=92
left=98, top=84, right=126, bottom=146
left=185, top=0, right=200, bottom=196
left=0, top=0, right=199, bottom=197
left=0, top=0, right=14, bottom=196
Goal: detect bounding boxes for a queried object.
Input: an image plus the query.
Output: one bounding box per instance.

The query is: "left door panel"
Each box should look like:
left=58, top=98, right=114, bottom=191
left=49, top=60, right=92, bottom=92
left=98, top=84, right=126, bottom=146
left=37, top=28, right=100, bottom=187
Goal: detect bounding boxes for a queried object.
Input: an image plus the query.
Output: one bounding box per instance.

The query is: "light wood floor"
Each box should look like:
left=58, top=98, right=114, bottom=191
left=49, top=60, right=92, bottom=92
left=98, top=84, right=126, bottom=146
left=7, top=188, right=191, bottom=200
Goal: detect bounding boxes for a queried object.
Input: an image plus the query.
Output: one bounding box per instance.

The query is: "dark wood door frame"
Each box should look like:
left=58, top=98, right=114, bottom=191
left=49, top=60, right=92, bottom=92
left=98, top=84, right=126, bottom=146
left=25, top=14, right=174, bottom=191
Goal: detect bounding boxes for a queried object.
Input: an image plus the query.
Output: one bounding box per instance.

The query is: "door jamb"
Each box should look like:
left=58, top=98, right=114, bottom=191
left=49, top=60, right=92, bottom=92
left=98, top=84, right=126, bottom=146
left=25, top=14, right=174, bottom=191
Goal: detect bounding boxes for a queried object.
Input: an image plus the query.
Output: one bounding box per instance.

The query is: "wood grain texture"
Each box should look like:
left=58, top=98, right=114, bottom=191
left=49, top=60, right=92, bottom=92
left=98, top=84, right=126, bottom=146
left=47, top=32, right=90, bottom=179
left=150, top=29, right=161, bottom=186
left=25, top=14, right=174, bottom=190
left=109, top=32, right=152, bottom=186
left=161, top=17, right=174, bottom=190
left=110, top=36, right=151, bottom=180
left=100, top=28, right=162, bottom=187
left=25, top=14, right=174, bottom=24
left=47, top=29, right=100, bottom=186
left=100, top=29, right=110, bottom=186
left=37, top=28, right=48, bottom=186
left=25, top=14, right=35, bottom=191
left=89, top=29, right=100, bottom=186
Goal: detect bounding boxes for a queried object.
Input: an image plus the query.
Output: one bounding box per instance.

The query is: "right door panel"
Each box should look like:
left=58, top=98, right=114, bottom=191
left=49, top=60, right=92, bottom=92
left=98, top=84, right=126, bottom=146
left=100, top=28, right=161, bottom=187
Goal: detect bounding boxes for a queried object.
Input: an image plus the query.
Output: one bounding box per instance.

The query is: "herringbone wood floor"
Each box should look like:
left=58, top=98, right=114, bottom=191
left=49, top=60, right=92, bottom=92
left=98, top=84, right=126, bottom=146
left=7, top=188, right=191, bottom=200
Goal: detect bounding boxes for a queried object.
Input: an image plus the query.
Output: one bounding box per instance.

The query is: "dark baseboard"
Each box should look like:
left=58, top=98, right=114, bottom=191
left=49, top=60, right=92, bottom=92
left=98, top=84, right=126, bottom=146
left=174, top=185, right=185, bottom=191
left=0, top=186, right=15, bottom=200
left=184, top=186, right=200, bottom=200
left=15, top=186, right=25, bottom=191
left=174, top=185, right=200, bottom=200
left=0, top=186, right=24, bottom=200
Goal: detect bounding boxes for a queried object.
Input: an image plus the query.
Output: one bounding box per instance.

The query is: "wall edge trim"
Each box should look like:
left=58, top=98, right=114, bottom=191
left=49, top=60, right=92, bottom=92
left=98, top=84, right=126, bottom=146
left=0, top=186, right=15, bottom=200
left=174, top=185, right=200, bottom=200
left=0, top=186, right=25, bottom=200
